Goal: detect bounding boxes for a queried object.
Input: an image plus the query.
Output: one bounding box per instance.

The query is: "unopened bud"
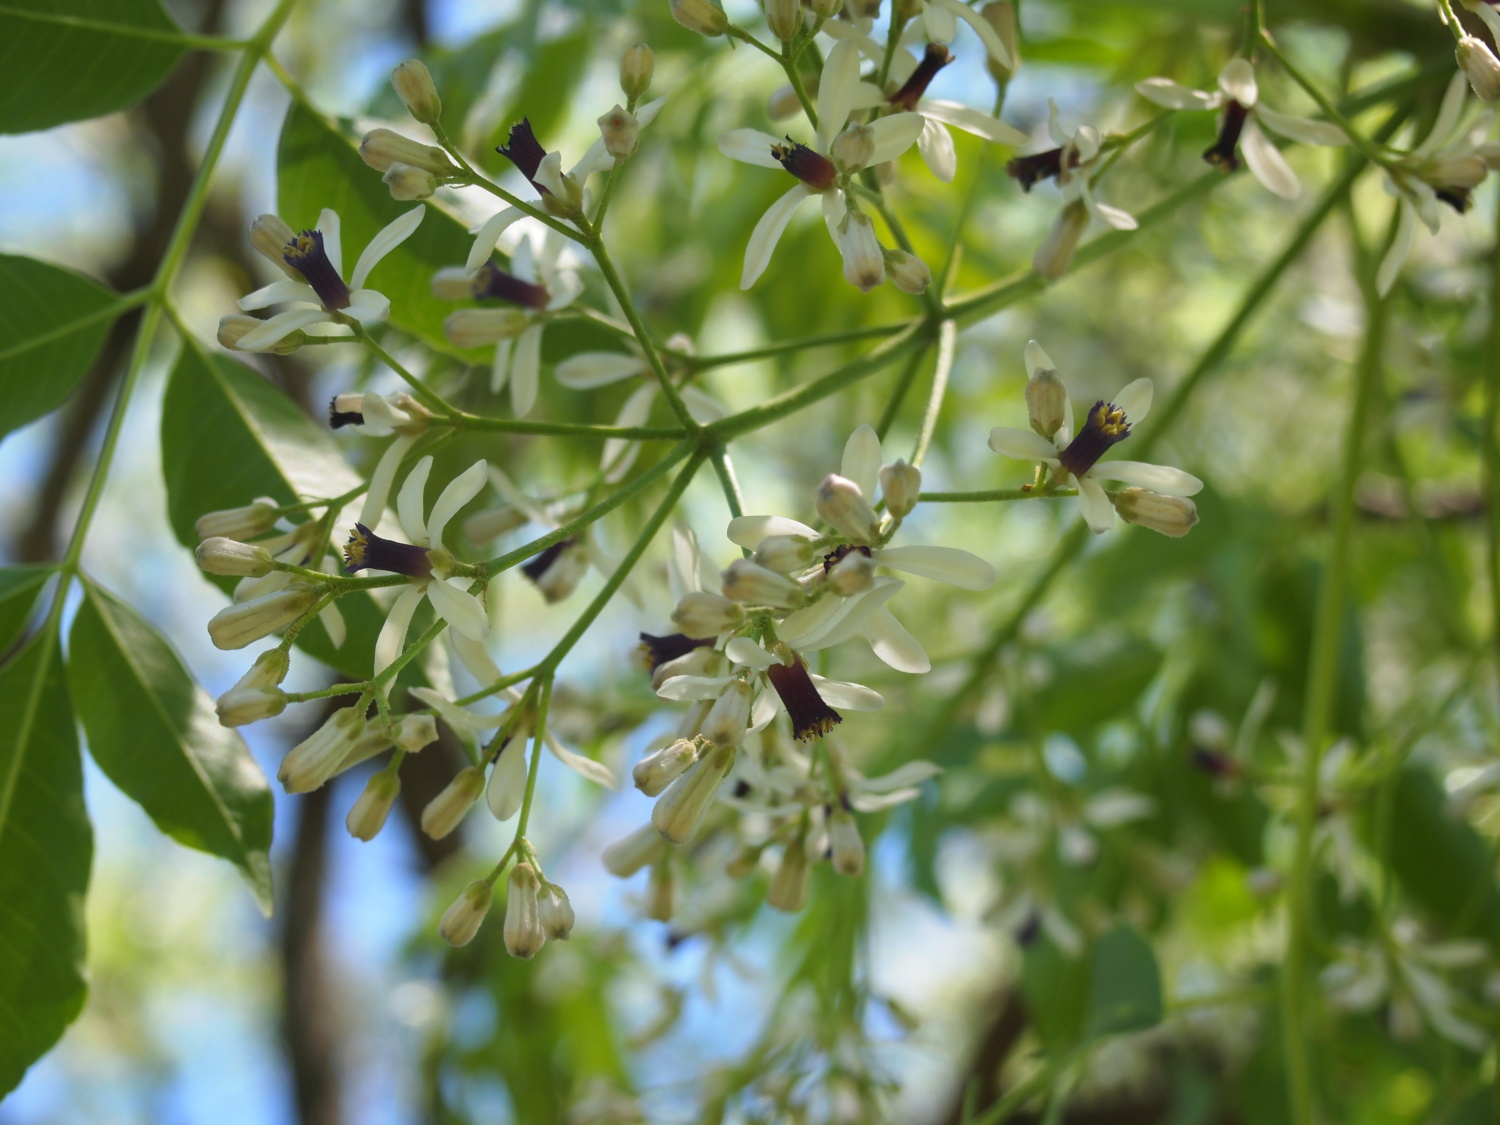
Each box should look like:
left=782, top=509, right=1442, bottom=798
left=1113, top=488, right=1199, bottom=537
left=383, top=162, right=437, bottom=201
left=652, top=742, right=737, bottom=844
left=1034, top=200, right=1088, bottom=279
left=766, top=0, right=802, bottom=41
left=231, top=648, right=290, bottom=692
left=358, top=128, right=457, bottom=176
left=249, top=214, right=299, bottom=278
left=670, top=0, right=729, bottom=36
left=754, top=534, right=815, bottom=573
left=701, top=681, right=753, bottom=750
left=646, top=860, right=674, bottom=920
left=445, top=307, right=529, bottom=348
left=395, top=714, right=438, bottom=753
left=346, top=768, right=401, bottom=841
left=621, top=43, right=655, bottom=99
left=196, top=501, right=278, bottom=542
left=278, top=705, right=366, bottom=793
left=880, top=459, right=921, bottom=517
left=837, top=212, right=885, bottom=292
left=1459, top=36, right=1500, bottom=101
left=815, top=474, right=881, bottom=544
left=766, top=837, right=810, bottom=911
left=882, top=248, right=931, bottom=294
left=634, top=738, right=700, bottom=797
left=1024, top=349, right=1067, bottom=438
left=831, top=123, right=875, bottom=173
left=538, top=883, right=575, bottom=940
left=827, top=549, right=875, bottom=595
left=421, top=766, right=485, bottom=839
left=602, top=823, right=668, bottom=877
left=440, top=879, right=493, bottom=946
left=218, top=314, right=304, bottom=354
left=208, top=585, right=318, bottom=650
left=829, top=809, right=865, bottom=876
left=597, top=104, right=640, bottom=160
left=980, top=3, right=1019, bottom=83
left=811, top=0, right=844, bottom=14
left=504, top=862, right=545, bottom=959
left=196, top=537, right=274, bottom=578
left=392, top=59, right=442, bottom=124
left=671, top=591, right=744, bottom=638
left=216, top=686, right=287, bottom=727
left=721, top=558, right=803, bottom=608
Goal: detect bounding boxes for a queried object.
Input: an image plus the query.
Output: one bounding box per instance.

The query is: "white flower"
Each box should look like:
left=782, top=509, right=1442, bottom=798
left=1135, top=58, right=1347, bottom=199
left=826, top=0, right=1013, bottom=77
left=718, top=40, right=924, bottom=288
left=343, top=457, right=490, bottom=673
left=235, top=207, right=425, bottom=351
left=987, top=340, right=1202, bottom=534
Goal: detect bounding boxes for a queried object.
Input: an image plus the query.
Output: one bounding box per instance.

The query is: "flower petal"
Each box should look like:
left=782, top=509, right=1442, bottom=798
left=811, top=675, right=882, bottom=711
left=656, top=674, right=734, bottom=702
left=545, top=731, right=616, bottom=788
left=860, top=605, right=929, bottom=673
left=351, top=206, right=424, bottom=290
left=726, top=637, right=780, bottom=669
left=345, top=288, right=391, bottom=326
left=234, top=306, right=328, bottom=350
left=428, top=579, right=489, bottom=641
left=872, top=545, right=996, bottom=590
left=681, top=385, right=726, bottom=423
left=428, top=459, right=489, bottom=546
left=1024, top=339, right=1055, bottom=376
left=1240, top=117, right=1300, bottom=199
left=919, top=100, right=1029, bottom=145
left=375, top=584, right=425, bottom=674
left=466, top=208, right=523, bottom=273
left=868, top=112, right=926, bottom=164
left=238, top=277, right=319, bottom=313
left=742, top=184, right=813, bottom=289
left=1218, top=58, right=1258, bottom=106
left=718, top=128, right=786, bottom=169
left=841, top=424, right=882, bottom=500
left=1112, top=377, right=1153, bottom=424
left=1376, top=199, right=1416, bottom=297
left=555, top=352, right=650, bottom=388
left=487, top=739, right=528, bottom=821
left=749, top=686, right=780, bottom=733
left=450, top=629, right=503, bottom=686
left=359, top=434, right=417, bottom=531
left=544, top=269, right=583, bottom=311
left=510, top=322, right=542, bottom=417
left=921, top=0, right=956, bottom=43
left=490, top=336, right=514, bottom=396
left=726, top=514, right=820, bottom=551
left=794, top=577, right=904, bottom=651
left=1255, top=105, right=1346, bottom=146
left=397, top=455, right=434, bottom=545
left=1087, top=460, right=1203, bottom=496
left=988, top=426, right=1060, bottom=462
left=1135, top=77, right=1216, bottom=111
left=938, top=0, right=1013, bottom=68
left=917, top=116, right=957, bottom=182
left=1076, top=475, right=1116, bottom=534
left=603, top=383, right=656, bottom=483
left=411, top=686, right=504, bottom=732
left=317, top=209, right=343, bottom=278
left=817, top=39, right=862, bottom=152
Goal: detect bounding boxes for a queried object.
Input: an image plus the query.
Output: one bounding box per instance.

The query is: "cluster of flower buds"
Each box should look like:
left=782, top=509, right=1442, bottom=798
left=357, top=59, right=465, bottom=201
left=439, top=845, right=575, bottom=955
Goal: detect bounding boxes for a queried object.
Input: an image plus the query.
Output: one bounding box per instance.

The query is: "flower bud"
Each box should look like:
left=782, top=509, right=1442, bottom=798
left=766, top=837, right=810, bottom=911
left=538, top=883, right=575, bottom=940
left=430, top=266, right=475, bottom=301
left=383, top=162, right=437, bottom=201
left=249, top=214, right=300, bottom=278
left=646, top=860, right=674, bottom=921
left=1459, top=36, right=1500, bottom=101
left=620, top=43, right=655, bottom=99
left=725, top=844, right=762, bottom=879
left=504, top=862, right=545, bottom=959
left=216, top=686, right=287, bottom=727
left=634, top=738, right=700, bottom=797
left=831, top=123, right=875, bottom=173
left=827, top=549, right=875, bottom=596
left=463, top=504, right=527, bottom=543
left=880, top=459, right=921, bottom=517
left=196, top=537, right=274, bottom=578
left=196, top=501, right=278, bottom=542
left=218, top=314, right=305, bottom=354
left=670, top=0, right=728, bottom=37
left=358, top=128, right=457, bottom=176
left=721, top=558, right=803, bottom=608
left=836, top=212, right=885, bottom=292
left=231, top=648, right=290, bottom=692
left=346, top=768, right=401, bottom=841
left=392, top=58, right=442, bottom=124
left=278, top=705, right=366, bottom=793
left=810, top=0, right=843, bottom=14
left=602, top=823, right=668, bottom=877
left=815, top=474, right=881, bottom=544
left=1025, top=372, right=1067, bottom=442
left=395, top=713, right=438, bottom=753
left=420, top=766, right=485, bottom=839
left=766, top=0, right=802, bottom=42
left=701, top=681, right=753, bottom=749
left=980, top=2, right=1019, bottom=83
left=1113, top=488, right=1199, bottom=537
left=671, top=591, right=744, bottom=638
left=440, top=879, right=493, bottom=946
left=207, top=586, right=318, bottom=650
left=597, top=105, right=640, bottom=160
left=652, top=742, right=737, bottom=844
left=882, top=248, right=931, bottom=294
left=445, top=307, right=529, bottom=348
left=753, top=534, right=815, bottom=573
left=829, top=809, right=865, bottom=876
left=1034, top=200, right=1088, bottom=279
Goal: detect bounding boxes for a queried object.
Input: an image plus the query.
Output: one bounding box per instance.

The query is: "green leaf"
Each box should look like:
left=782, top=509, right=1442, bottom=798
left=0, top=255, right=119, bottom=441
left=276, top=102, right=478, bottom=356
left=0, top=1, right=185, bottom=133
left=68, top=579, right=274, bottom=913
left=1084, top=924, right=1164, bottom=1038
left=1031, top=637, right=1164, bottom=733
left=1390, top=765, right=1500, bottom=952
left=0, top=565, right=53, bottom=652
left=0, top=631, right=91, bottom=1097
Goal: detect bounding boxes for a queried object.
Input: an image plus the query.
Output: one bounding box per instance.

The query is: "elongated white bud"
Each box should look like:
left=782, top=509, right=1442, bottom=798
left=196, top=501, right=277, bottom=542
left=422, top=766, right=485, bottom=839
left=196, top=537, right=273, bottom=578
left=1026, top=366, right=1068, bottom=439
left=504, top=863, right=545, bottom=959
left=538, top=883, right=575, bottom=940
left=766, top=0, right=802, bottom=41
left=766, top=837, right=810, bottom=911
left=216, top=686, right=286, bottom=727
left=384, top=162, right=437, bottom=201
left=883, top=249, right=931, bottom=295
left=440, top=879, right=493, bottom=946
left=652, top=743, right=736, bottom=844
left=358, top=128, right=456, bottom=176
left=208, top=586, right=317, bottom=650
left=831, top=124, right=875, bottom=173
left=829, top=809, right=865, bottom=876
left=395, top=714, right=438, bottom=753
left=836, top=212, right=885, bottom=292
left=249, top=214, right=299, bottom=278
left=981, top=2, right=1019, bottom=83
left=670, top=0, right=728, bottom=36
left=1034, top=200, right=1088, bottom=279
left=880, top=459, right=921, bottom=517
left=671, top=591, right=744, bottom=638
left=721, top=558, right=803, bottom=608
left=278, top=705, right=366, bottom=793
left=815, top=474, right=881, bottom=544
left=445, top=308, right=529, bottom=348
left=620, top=43, right=654, bottom=98
left=701, top=681, right=753, bottom=748
left=602, top=823, right=668, bottom=877
left=1459, top=36, right=1500, bottom=101
left=827, top=549, right=875, bottom=596
left=218, top=314, right=304, bottom=354
left=633, top=738, right=700, bottom=797
left=754, top=534, right=815, bottom=573
left=392, top=58, right=442, bottom=124
left=229, top=648, right=290, bottom=692
left=346, top=768, right=401, bottom=841
left=1113, top=488, right=1199, bottom=537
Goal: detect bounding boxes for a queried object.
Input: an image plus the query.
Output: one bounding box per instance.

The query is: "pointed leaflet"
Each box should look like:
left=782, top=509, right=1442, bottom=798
left=0, top=633, right=91, bottom=1097
left=0, top=255, right=119, bottom=440
left=0, top=0, right=183, bottom=133
left=1084, top=924, right=1163, bottom=1037
left=68, top=580, right=274, bottom=913
left=0, top=565, right=53, bottom=652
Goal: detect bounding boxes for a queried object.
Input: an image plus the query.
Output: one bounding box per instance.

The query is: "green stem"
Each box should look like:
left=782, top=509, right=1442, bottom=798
left=710, top=445, right=746, bottom=519
left=1259, top=32, right=1388, bottom=170
left=355, top=330, right=460, bottom=418
left=922, top=488, right=1078, bottom=503
left=971, top=1051, right=1073, bottom=1125
left=454, top=415, right=687, bottom=439
left=1486, top=187, right=1500, bottom=702
left=874, top=346, right=931, bottom=440
left=911, top=319, right=956, bottom=468
left=512, top=676, right=553, bottom=840
left=689, top=323, right=907, bottom=370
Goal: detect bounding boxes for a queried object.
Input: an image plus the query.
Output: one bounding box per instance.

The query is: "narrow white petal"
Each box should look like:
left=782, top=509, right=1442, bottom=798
left=921, top=0, right=956, bottom=43
left=317, top=209, right=343, bottom=278
left=669, top=520, right=706, bottom=600
left=850, top=82, right=887, bottom=111
left=428, top=459, right=489, bottom=546
left=917, top=116, right=958, bottom=182
left=375, top=585, right=425, bottom=674
left=989, top=426, right=1060, bottom=462
left=856, top=759, right=942, bottom=792
left=487, top=463, right=553, bottom=528
left=234, top=307, right=328, bottom=350
left=1255, top=105, right=1346, bottom=146
left=808, top=578, right=904, bottom=651
left=451, top=630, right=503, bottom=687
left=428, top=579, right=489, bottom=641
left=817, top=39, right=861, bottom=152
left=397, top=455, right=434, bottom=545
left=345, top=288, right=391, bottom=326
left=680, top=385, right=726, bottom=423
left=511, top=323, right=542, bottom=417
left=1218, top=58, right=1258, bottom=106
left=861, top=605, right=930, bottom=673
left=360, top=435, right=417, bottom=531
left=555, top=352, right=649, bottom=389
left=718, top=128, right=786, bottom=169
left=919, top=100, right=1029, bottom=145
left=603, top=384, right=656, bottom=483
left=939, top=0, right=1013, bottom=69
left=1418, top=71, right=1471, bottom=158
left=849, top=787, right=923, bottom=812
left=545, top=731, right=616, bottom=788
left=490, top=337, right=514, bottom=395
left=544, top=269, right=583, bottom=311
left=821, top=186, right=847, bottom=241
left=656, top=674, right=735, bottom=702
left=487, top=740, right=528, bottom=821
left=1083, top=183, right=1138, bottom=230
left=238, top=278, right=318, bottom=312
left=351, top=206, right=424, bottom=290
left=532, top=151, right=568, bottom=198
left=726, top=637, right=779, bottom=669
left=841, top=424, right=882, bottom=500
left=868, top=112, right=926, bottom=164
left=1240, top=118, right=1300, bottom=199
left=411, top=686, right=504, bottom=731
left=1088, top=460, right=1203, bottom=496
left=742, top=185, right=812, bottom=289
left=319, top=601, right=346, bottom=649
left=568, top=137, right=614, bottom=179
left=1084, top=788, right=1155, bottom=827
left=1112, top=377, right=1153, bottom=424
left=748, top=687, right=780, bottom=733
left=1024, top=340, right=1055, bottom=376
left=872, top=545, right=996, bottom=590
left=466, top=208, right=522, bottom=273
left=1134, top=77, right=1218, bottom=111
left=726, top=514, right=820, bottom=551
left=1376, top=201, right=1416, bottom=297
left=811, top=676, right=882, bottom=711
left=1076, top=476, right=1116, bottom=534
left=636, top=96, right=667, bottom=129
left=776, top=594, right=846, bottom=649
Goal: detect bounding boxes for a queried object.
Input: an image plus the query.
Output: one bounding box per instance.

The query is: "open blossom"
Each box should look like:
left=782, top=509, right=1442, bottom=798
left=233, top=207, right=425, bottom=351
left=987, top=341, right=1202, bottom=534
left=343, top=457, right=489, bottom=673
left=1135, top=58, right=1346, bottom=199
left=718, top=40, right=924, bottom=289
